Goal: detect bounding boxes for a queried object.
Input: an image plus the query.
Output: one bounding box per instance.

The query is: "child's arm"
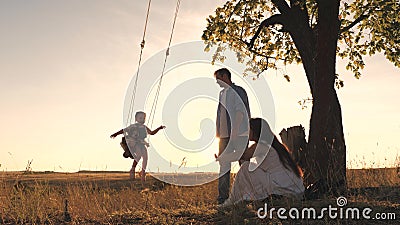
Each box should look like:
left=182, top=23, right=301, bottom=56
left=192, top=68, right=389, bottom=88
left=110, top=129, right=123, bottom=138
left=146, top=125, right=166, bottom=135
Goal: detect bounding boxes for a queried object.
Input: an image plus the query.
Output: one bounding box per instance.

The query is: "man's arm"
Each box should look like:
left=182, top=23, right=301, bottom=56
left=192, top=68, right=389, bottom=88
left=231, top=85, right=250, bottom=139
left=231, top=111, right=244, bottom=139
left=146, top=125, right=166, bottom=135
left=110, top=129, right=123, bottom=138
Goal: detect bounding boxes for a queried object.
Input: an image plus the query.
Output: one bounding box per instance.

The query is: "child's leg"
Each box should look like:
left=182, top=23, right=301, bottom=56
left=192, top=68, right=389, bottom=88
left=141, top=148, right=148, bottom=171
left=130, top=160, right=138, bottom=179
left=140, top=148, right=148, bottom=182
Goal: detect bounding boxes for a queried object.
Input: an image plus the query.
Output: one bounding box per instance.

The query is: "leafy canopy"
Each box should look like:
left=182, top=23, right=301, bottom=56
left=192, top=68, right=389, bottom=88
left=202, top=0, right=399, bottom=82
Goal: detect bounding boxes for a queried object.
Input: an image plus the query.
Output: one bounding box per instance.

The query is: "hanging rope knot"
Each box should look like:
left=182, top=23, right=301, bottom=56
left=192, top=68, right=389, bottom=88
left=127, top=0, right=152, bottom=125
left=129, top=0, right=180, bottom=127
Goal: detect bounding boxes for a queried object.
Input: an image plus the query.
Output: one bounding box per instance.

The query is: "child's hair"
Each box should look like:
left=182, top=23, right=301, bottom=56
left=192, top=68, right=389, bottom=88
left=135, top=111, right=146, bottom=120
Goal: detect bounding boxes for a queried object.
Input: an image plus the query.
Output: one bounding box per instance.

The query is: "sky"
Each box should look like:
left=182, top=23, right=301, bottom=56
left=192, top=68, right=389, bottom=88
left=0, top=0, right=399, bottom=172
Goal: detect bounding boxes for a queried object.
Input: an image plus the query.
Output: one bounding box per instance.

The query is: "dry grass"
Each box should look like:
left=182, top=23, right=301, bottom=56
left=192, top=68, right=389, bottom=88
left=0, top=168, right=399, bottom=225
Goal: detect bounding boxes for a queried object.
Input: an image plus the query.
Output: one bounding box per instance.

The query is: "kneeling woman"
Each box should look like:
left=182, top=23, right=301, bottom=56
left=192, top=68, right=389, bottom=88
left=222, top=118, right=305, bottom=206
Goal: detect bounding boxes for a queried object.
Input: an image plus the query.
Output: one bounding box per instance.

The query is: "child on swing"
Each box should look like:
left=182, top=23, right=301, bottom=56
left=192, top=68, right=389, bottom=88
left=110, top=111, right=165, bottom=181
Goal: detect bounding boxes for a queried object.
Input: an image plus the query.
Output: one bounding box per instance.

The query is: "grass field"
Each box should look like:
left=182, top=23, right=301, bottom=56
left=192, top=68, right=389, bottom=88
left=0, top=168, right=398, bottom=224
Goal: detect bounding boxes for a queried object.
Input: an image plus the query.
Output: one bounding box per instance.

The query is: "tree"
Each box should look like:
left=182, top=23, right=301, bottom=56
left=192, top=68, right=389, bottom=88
left=202, top=0, right=399, bottom=196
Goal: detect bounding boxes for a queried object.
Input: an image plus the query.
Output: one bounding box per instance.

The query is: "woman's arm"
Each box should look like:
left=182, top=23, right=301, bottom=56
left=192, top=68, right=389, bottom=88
left=110, top=129, right=123, bottom=138
left=240, top=143, right=257, bottom=161
left=146, top=125, right=166, bottom=135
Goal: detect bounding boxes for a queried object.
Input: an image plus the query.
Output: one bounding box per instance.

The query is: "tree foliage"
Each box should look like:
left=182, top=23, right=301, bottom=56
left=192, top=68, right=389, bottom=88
left=202, top=0, right=399, bottom=82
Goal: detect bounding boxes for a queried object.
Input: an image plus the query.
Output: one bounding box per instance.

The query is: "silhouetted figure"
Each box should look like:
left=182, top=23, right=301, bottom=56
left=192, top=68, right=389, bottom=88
left=214, top=68, right=250, bottom=205
left=110, top=111, right=165, bottom=182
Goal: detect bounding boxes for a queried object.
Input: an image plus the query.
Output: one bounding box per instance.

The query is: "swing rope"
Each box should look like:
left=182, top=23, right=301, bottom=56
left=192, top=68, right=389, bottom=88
left=126, top=0, right=152, bottom=125
left=148, top=0, right=181, bottom=128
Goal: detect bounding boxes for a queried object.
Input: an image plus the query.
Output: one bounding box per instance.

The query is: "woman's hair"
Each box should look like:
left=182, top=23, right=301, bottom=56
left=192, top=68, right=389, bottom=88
left=249, top=118, right=303, bottom=178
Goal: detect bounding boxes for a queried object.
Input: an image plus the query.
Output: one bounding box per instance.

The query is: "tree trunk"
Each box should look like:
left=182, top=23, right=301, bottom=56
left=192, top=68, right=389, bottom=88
left=304, top=0, right=347, bottom=196
left=267, top=0, right=346, bottom=196
left=307, top=88, right=347, bottom=195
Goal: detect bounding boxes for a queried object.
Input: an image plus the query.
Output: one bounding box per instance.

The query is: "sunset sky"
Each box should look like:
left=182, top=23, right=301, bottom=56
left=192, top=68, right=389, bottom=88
left=1, top=0, right=399, bottom=172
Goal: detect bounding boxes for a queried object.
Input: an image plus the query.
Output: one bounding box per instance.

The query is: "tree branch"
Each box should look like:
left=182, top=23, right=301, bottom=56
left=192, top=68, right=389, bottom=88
left=249, top=48, right=276, bottom=59
left=225, top=0, right=244, bottom=27
left=271, top=0, right=291, bottom=14
left=309, top=5, right=317, bottom=28
left=238, top=38, right=275, bottom=59
left=248, top=14, right=287, bottom=49
left=238, top=38, right=286, bottom=61
left=290, top=0, right=311, bottom=22
left=340, top=2, right=377, bottom=34
left=340, top=14, right=369, bottom=34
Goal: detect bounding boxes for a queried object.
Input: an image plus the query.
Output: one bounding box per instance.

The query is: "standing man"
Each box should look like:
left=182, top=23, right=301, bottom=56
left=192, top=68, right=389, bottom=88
left=214, top=68, right=251, bottom=205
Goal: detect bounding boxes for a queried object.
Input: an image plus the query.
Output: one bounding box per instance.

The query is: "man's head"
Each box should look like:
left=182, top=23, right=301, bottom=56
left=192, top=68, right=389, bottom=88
left=135, top=111, right=146, bottom=124
left=214, top=68, right=232, bottom=88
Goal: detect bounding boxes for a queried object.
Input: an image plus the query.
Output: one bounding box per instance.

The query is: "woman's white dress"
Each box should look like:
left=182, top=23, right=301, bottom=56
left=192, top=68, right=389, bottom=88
left=226, top=143, right=305, bottom=205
